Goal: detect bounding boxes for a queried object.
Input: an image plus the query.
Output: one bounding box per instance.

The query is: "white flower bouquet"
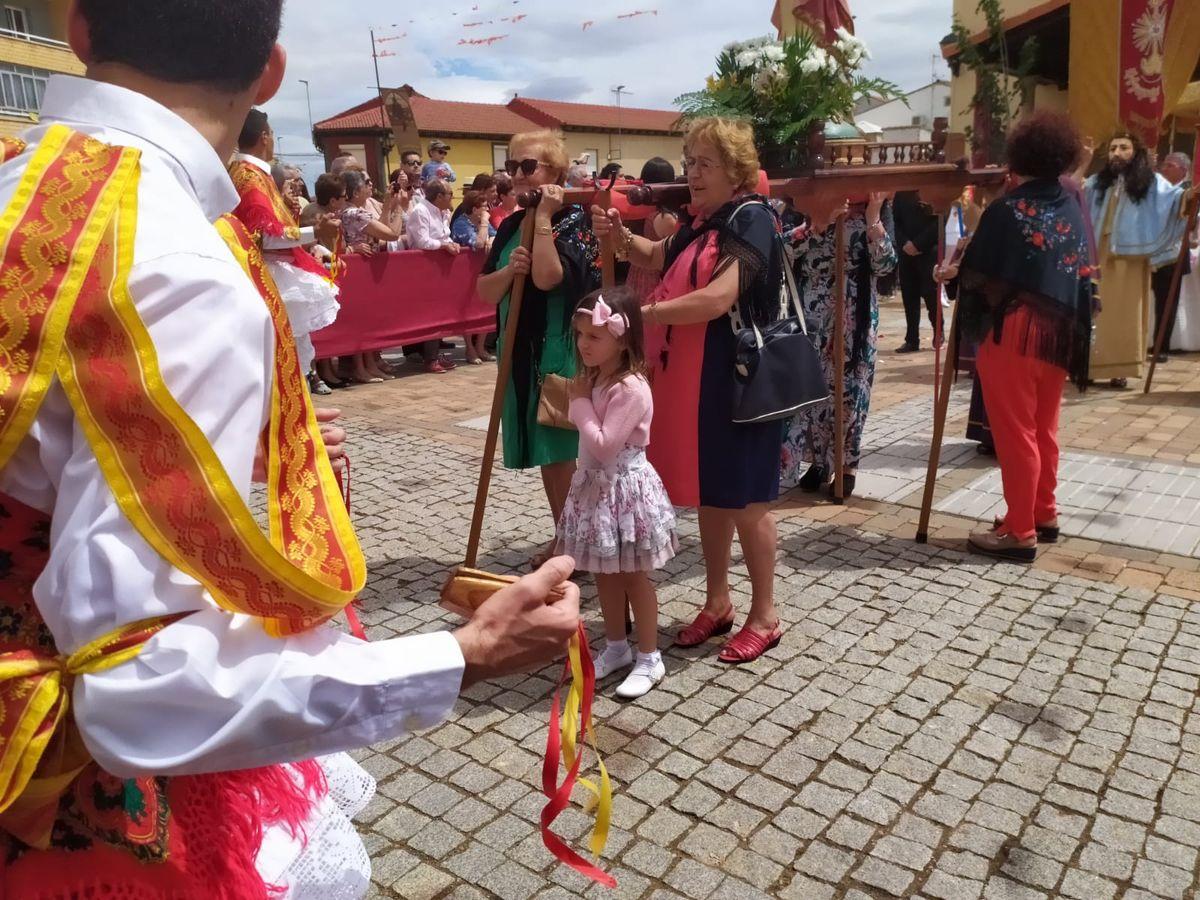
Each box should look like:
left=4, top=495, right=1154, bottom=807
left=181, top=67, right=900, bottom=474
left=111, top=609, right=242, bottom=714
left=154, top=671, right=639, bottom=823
left=676, top=30, right=902, bottom=156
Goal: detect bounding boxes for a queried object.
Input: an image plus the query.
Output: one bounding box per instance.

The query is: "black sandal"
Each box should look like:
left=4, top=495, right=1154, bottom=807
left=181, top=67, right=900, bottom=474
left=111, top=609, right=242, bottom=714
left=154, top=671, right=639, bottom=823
left=798, top=465, right=828, bottom=493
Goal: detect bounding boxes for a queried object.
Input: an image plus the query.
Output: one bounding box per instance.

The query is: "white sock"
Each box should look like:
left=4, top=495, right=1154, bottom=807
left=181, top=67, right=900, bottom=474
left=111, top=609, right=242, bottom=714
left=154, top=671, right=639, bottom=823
left=603, top=640, right=630, bottom=657
left=636, top=650, right=662, bottom=667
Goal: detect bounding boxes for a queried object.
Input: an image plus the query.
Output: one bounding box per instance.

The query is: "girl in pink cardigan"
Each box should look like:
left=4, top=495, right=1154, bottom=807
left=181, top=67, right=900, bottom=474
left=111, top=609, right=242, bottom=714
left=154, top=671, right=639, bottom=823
left=557, top=287, right=678, bottom=700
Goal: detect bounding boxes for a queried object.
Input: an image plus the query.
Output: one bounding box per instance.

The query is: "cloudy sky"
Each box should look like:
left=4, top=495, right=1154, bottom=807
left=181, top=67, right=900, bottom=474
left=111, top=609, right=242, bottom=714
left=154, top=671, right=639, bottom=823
left=267, top=0, right=954, bottom=171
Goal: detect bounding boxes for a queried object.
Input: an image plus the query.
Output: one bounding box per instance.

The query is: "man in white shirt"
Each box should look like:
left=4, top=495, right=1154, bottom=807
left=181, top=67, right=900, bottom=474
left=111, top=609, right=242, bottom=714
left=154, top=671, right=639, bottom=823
left=0, top=0, right=579, bottom=895
left=405, top=179, right=465, bottom=374
left=406, top=179, right=460, bottom=255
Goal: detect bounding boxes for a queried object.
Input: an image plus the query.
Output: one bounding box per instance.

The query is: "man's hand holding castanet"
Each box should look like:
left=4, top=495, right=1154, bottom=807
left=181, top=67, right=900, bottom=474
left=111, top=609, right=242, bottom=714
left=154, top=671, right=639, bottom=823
left=453, top=556, right=581, bottom=687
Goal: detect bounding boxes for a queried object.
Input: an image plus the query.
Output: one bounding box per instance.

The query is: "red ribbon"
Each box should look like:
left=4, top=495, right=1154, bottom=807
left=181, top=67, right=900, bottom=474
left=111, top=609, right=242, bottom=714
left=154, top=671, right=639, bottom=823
left=541, top=624, right=616, bottom=888
left=335, top=457, right=368, bottom=642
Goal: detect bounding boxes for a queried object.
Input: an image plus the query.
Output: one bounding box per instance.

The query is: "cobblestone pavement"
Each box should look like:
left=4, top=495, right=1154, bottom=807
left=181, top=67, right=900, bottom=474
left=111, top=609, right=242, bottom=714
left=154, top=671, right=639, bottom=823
left=335, top=412, right=1200, bottom=899
left=315, top=300, right=1200, bottom=898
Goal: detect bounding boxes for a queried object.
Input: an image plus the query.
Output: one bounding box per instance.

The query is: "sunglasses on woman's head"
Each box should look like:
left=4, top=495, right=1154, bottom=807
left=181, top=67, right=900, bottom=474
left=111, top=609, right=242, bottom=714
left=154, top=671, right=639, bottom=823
left=505, top=158, right=543, bottom=176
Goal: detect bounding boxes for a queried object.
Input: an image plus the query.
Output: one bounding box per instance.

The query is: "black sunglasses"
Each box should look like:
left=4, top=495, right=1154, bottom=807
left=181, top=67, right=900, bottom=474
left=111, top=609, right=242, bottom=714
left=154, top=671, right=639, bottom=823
left=505, top=157, right=543, bottom=176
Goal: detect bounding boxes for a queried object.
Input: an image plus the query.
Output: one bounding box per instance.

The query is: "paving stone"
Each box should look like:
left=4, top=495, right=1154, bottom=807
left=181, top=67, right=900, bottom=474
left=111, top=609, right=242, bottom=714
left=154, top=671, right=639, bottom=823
left=852, top=856, right=916, bottom=896
left=795, top=840, right=854, bottom=882
left=924, top=870, right=985, bottom=900
left=389, top=862, right=455, bottom=900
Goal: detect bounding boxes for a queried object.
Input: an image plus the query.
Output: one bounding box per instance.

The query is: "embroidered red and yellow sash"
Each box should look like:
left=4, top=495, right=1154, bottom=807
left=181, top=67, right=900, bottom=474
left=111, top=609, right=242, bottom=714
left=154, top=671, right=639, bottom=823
left=0, top=137, right=25, bottom=163
left=228, top=159, right=302, bottom=242
left=0, top=125, right=366, bottom=845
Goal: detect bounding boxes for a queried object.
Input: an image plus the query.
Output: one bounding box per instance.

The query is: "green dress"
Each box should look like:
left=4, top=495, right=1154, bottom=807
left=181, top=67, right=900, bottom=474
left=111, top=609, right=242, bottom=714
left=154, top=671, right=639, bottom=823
left=484, top=205, right=599, bottom=469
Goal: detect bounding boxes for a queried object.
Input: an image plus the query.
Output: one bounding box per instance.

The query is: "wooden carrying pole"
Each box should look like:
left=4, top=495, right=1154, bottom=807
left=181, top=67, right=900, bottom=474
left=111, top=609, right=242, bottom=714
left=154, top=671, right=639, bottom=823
left=831, top=214, right=848, bottom=504
left=915, top=298, right=960, bottom=543
left=464, top=210, right=538, bottom=568
left=1145, top=191, right=1199, bottom=394
left=596, top=174, right=618, bottom=289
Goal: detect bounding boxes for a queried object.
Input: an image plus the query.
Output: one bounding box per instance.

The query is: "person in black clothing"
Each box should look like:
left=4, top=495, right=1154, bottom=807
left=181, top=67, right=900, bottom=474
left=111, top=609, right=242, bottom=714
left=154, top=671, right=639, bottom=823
left=893, top=190, right=940, bottom=352
left=1150, top=152, right=1192, bottom=363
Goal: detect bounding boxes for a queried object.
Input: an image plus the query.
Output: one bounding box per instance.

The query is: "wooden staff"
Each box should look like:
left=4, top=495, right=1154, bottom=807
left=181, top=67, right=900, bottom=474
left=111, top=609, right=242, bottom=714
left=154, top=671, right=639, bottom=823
left=932, top=212, right=947, bottom=409
left=1145, top=190, right=1199, bottom=394
left=464, top=207, right=539, bottom=568
left=915, top=296, right=960, bottom=544
left=596, top=173, right=619, bottom=289
left=831, top=213, right=848, bottom=504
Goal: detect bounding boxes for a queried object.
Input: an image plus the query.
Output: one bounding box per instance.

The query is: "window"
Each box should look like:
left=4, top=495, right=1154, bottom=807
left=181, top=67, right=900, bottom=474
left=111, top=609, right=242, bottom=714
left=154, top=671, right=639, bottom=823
left=3, top=6, right=28, bottom=35
left=911, top=115, right=925, bottom=127
left=0, top=63, right=46, bottom=113
left=943, top=96, right=951, bottom=108
left=492, top=142, right=507, bottom=172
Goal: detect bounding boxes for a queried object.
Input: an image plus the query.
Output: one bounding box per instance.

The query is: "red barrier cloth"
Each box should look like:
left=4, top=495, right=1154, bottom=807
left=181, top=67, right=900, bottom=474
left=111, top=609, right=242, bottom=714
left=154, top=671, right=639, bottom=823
left=311, top=249, right=495, bottom=357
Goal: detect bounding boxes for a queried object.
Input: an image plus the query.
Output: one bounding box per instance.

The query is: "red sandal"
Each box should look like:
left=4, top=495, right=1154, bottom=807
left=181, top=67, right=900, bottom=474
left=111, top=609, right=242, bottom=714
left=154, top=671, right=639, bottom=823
left=674, top=610, right=736, bottom=648
left=718, top=623, right=783, bottom=664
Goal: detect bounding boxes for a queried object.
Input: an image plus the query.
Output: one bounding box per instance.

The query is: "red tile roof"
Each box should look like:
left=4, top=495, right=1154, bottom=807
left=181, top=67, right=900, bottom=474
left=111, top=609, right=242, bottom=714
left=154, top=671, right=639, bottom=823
left=315, top=89, right=536, bottom=137
left=314, top=88, right=681, bottom=137
left=314, top=96, right=387, bottom=132
left=509, top=97, right=682, bottom=134
left=409, top=95, right=537, bottom=137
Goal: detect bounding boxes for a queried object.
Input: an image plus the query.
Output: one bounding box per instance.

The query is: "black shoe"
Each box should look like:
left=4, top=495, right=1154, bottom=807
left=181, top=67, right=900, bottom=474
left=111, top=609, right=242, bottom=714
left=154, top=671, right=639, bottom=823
left=896, top=342, right=920, bottom=353
left=1110, top=378, right=1128, bottom=389
left=797, top=465, right=828, bottom=492
left=828, top=474, right=856, bottom=498
left=439, top=339, right=456, bottom=350
left=976, top=443, right=996, bottom=457
left=1155, top=352, right=1169, bottom=364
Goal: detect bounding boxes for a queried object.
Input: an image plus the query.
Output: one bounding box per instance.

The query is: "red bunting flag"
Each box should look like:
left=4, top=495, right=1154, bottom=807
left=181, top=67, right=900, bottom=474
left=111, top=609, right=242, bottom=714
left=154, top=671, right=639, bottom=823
left=458, top=34, right=508, bottom=45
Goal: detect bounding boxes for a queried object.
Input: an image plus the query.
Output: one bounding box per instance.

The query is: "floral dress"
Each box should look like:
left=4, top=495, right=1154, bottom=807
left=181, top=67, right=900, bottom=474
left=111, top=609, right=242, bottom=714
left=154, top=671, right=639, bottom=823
left=781, top=208, right=897, bottom=486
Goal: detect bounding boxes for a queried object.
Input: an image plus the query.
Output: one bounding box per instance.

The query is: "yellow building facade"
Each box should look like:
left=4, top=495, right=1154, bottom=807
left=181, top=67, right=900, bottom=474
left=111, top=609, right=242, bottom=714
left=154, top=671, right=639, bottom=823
left=0, top=0, right=85, bottom=138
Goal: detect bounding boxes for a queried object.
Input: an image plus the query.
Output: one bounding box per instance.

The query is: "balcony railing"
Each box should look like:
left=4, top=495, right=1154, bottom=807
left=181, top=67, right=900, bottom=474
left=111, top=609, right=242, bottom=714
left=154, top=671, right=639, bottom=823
left=0, top=26, right=70, bottom=50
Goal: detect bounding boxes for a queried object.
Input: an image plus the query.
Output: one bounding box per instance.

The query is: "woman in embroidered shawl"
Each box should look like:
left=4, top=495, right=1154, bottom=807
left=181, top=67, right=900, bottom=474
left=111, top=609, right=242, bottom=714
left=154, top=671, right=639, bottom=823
left=593, top=117, right=785, bottom=664
left=781, top=193, right=896, bottom=497
left=956, top=111, right=1093, bottom=563
left=478, top=130, right=599, bottom=566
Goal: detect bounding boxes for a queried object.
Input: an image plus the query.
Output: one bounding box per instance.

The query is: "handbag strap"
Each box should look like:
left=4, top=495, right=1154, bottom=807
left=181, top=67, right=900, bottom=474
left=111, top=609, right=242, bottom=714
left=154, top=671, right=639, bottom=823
left=724, top=200, right=808, bottom=349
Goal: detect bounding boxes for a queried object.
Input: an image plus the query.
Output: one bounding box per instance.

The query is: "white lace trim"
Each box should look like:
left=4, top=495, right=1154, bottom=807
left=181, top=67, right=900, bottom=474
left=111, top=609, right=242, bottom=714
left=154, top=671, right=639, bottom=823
left=255, top=753, right=376, bottom=899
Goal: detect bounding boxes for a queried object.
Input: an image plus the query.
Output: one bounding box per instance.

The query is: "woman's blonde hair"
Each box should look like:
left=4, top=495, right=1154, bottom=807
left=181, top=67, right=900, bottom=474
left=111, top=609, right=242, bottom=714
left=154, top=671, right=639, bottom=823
left=684, top=117, right=760, bottom=193
left=509, top=129, right=569, bottom=185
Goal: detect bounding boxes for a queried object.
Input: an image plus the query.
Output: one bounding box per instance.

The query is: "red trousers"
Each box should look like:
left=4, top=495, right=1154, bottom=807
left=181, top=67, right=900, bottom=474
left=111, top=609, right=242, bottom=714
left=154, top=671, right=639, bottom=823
left=975, top=317, right=1067, bottom=540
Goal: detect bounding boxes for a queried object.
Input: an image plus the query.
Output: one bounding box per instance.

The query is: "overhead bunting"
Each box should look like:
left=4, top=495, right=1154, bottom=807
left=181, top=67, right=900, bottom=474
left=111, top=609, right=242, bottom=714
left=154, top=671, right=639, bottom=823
left=458, top=34, right=508, bottom=46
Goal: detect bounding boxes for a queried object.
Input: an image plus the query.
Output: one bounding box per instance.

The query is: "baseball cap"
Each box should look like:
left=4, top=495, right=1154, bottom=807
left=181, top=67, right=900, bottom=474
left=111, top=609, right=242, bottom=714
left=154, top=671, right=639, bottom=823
left=429, top=140, right=451, bottom=152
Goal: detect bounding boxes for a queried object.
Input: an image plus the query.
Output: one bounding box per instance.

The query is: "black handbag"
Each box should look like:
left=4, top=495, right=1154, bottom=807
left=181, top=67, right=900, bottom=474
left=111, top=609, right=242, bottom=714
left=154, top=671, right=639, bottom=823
left=729, top=207, right=829, bottom=424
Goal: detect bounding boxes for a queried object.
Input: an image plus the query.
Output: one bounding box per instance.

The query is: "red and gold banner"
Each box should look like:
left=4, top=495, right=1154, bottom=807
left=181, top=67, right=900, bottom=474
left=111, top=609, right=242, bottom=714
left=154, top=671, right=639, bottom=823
left=1071, top=0, right=1200, bottom=148
left=1118, top=0, right=1176, bottom=146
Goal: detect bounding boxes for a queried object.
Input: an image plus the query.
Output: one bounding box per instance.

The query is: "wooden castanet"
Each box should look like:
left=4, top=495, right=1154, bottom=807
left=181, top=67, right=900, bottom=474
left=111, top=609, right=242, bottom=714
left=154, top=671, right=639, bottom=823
left=440, top=566, right=567, bottom=619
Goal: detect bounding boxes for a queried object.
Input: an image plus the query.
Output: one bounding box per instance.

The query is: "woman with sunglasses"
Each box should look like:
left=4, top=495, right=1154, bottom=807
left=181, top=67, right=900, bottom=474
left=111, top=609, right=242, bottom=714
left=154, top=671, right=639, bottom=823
left=477, top=129, right=601, bottom=568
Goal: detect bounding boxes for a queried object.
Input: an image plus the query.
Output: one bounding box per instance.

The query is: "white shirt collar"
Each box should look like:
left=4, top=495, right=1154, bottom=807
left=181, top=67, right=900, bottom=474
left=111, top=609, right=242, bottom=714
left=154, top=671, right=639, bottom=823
left=233, top=152, right=272, bottom=176
left=38, top=75, right=239, bottom=222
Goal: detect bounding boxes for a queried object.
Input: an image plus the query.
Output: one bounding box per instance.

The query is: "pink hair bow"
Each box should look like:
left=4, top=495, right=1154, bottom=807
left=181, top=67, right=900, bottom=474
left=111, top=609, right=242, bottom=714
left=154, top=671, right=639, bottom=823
left=590, top=295, right=627, bottom=337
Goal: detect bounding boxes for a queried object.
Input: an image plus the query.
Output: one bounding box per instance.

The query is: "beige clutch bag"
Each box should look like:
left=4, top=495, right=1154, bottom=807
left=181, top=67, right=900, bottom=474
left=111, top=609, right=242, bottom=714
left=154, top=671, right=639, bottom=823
left=536, top=374, right=576, bottom=431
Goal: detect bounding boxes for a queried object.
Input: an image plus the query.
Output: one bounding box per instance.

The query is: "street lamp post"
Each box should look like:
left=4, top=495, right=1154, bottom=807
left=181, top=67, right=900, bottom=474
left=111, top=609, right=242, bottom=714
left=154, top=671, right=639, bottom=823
left=299, top=78, right=316, bottom=152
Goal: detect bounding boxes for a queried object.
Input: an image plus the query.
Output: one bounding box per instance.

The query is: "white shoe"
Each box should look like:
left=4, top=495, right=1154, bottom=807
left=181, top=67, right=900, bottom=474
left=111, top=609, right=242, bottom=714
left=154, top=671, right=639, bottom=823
left=593, top=641, right=633, bottom=679
left=615, top=655, right=665, bottom=700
